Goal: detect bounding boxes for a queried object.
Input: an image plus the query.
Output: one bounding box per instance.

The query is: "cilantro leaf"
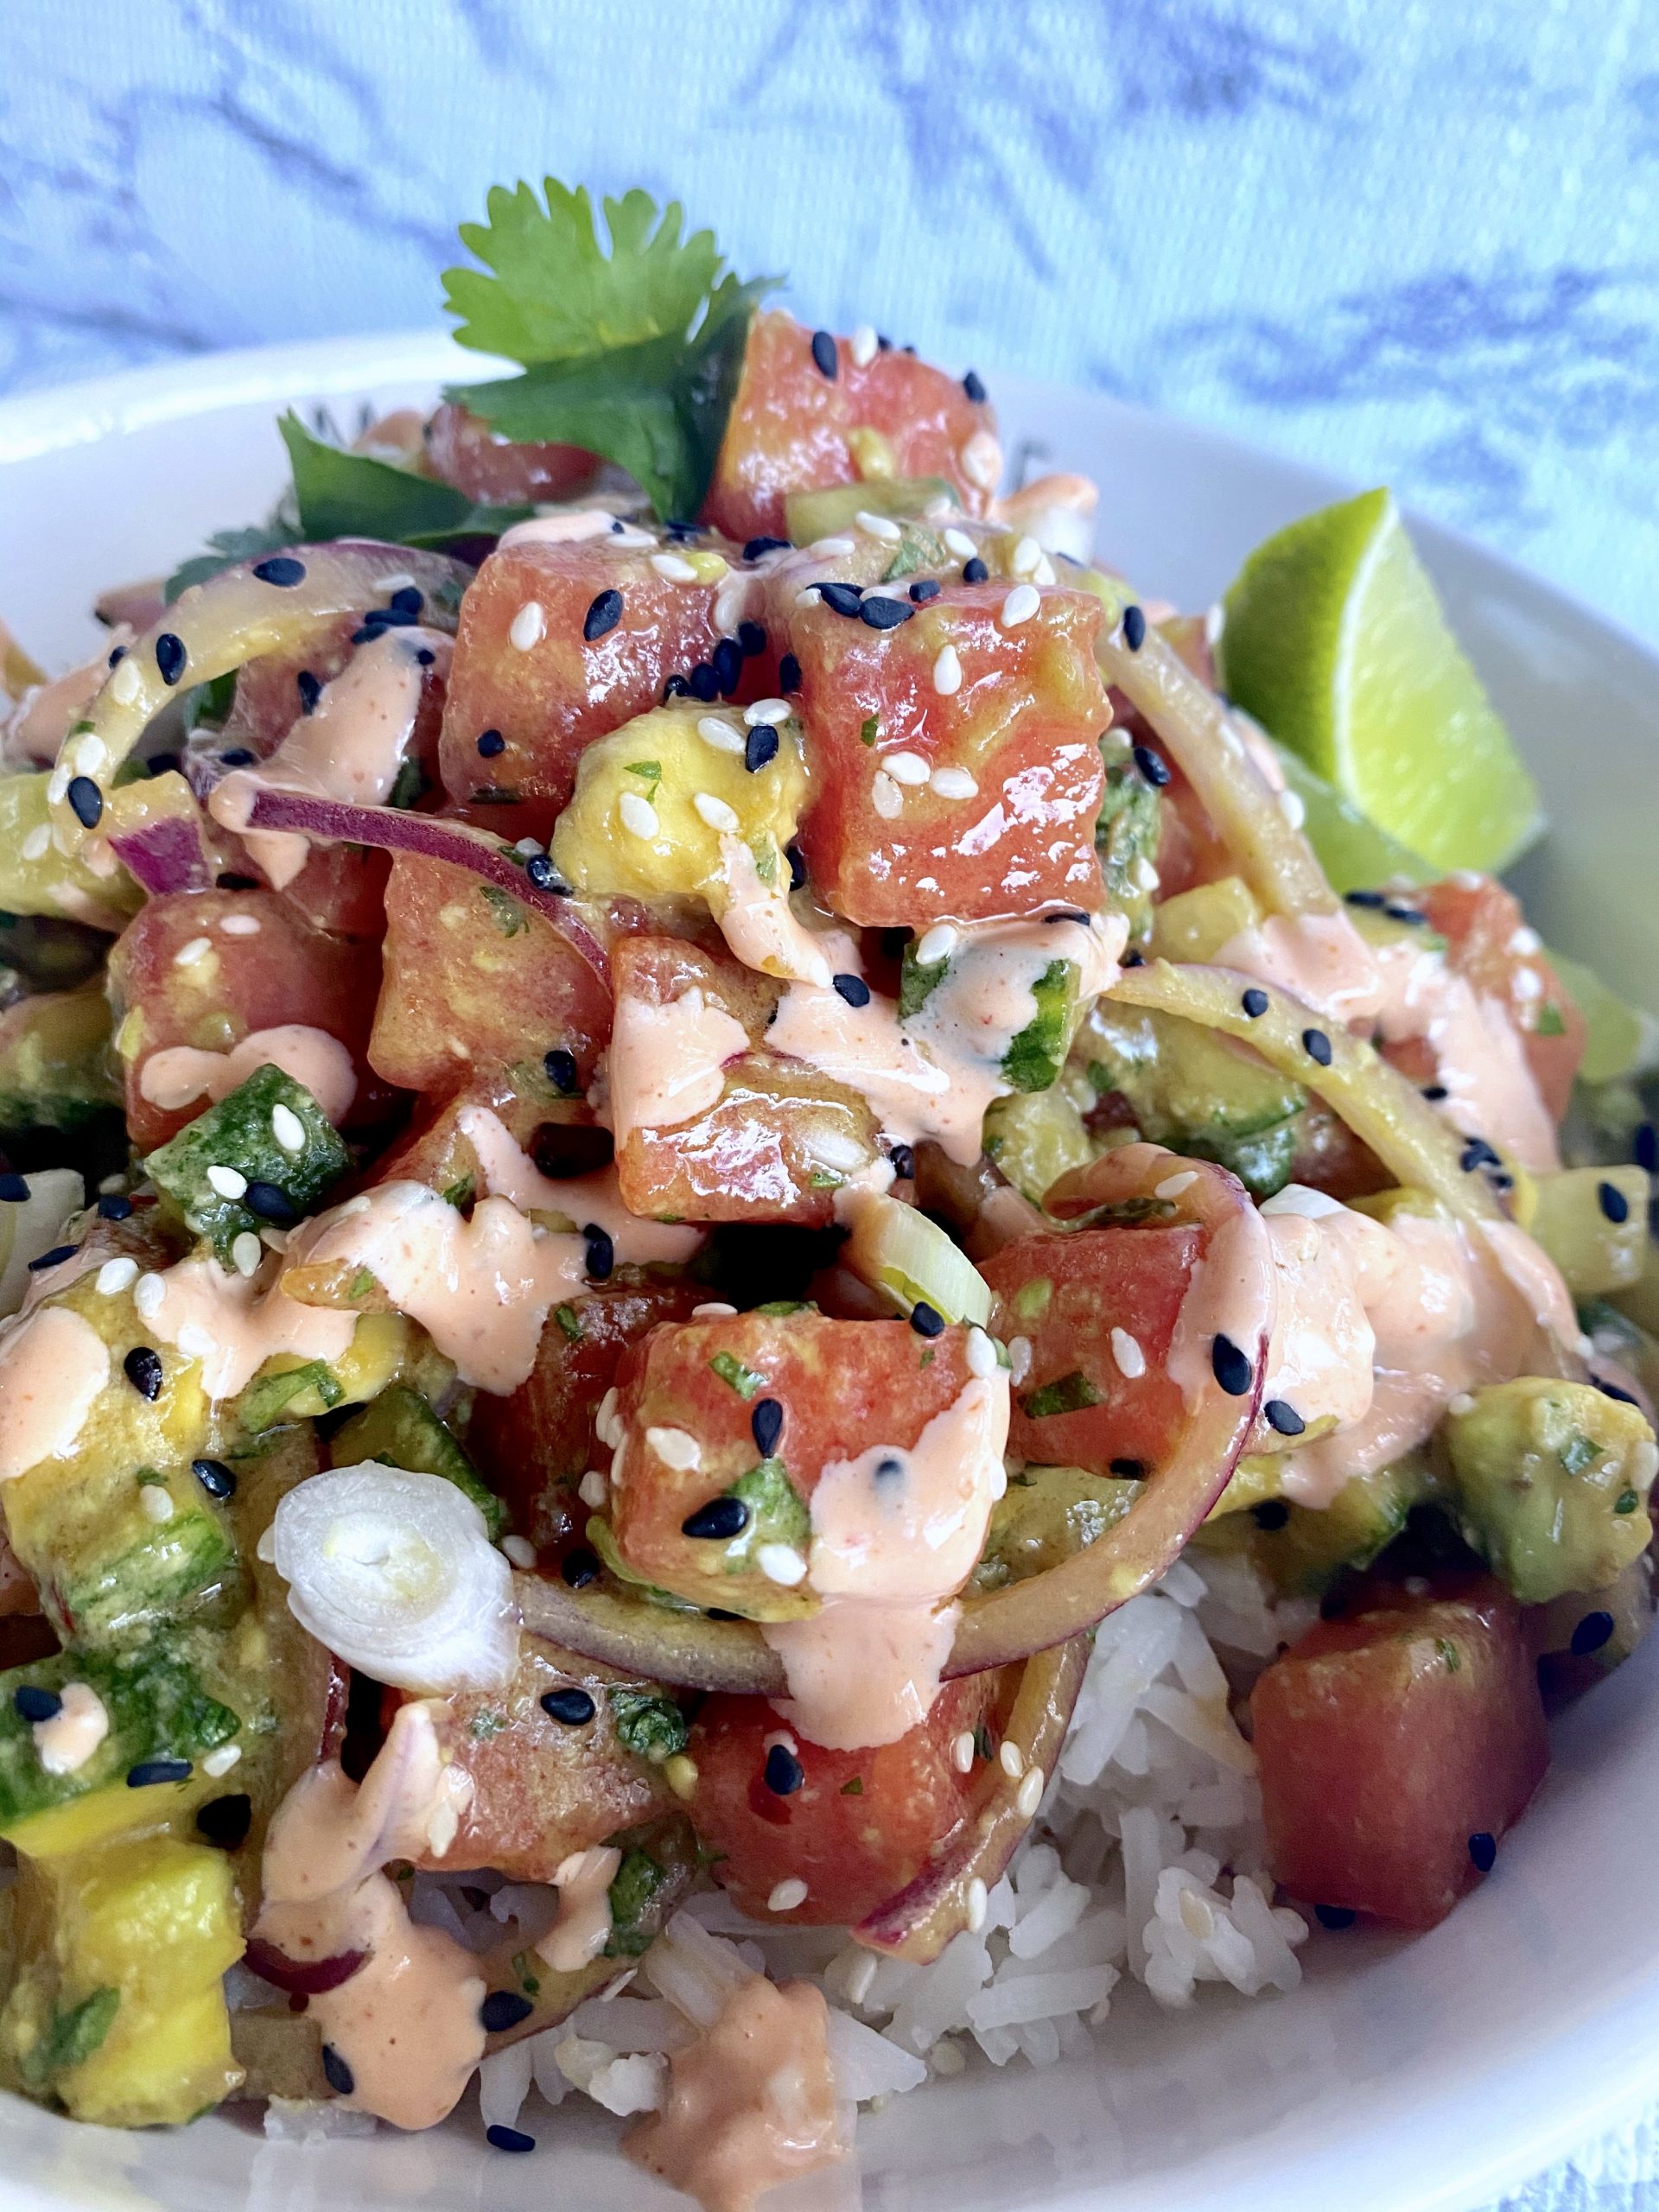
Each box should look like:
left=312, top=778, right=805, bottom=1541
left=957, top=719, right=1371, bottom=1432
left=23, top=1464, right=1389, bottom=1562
left=278, top=414, right=529, bottom=545
left=166, top=523, right=295, bottom=602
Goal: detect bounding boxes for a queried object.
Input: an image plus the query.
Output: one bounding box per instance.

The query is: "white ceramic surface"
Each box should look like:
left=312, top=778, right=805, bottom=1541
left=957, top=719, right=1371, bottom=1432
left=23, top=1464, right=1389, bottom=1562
left=0, top=334, right=1656, bottom=2212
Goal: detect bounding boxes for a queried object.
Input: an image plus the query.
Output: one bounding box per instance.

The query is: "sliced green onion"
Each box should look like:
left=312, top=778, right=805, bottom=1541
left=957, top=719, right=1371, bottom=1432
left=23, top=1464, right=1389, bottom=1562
left=843, top=1192, right=993, bottom=1327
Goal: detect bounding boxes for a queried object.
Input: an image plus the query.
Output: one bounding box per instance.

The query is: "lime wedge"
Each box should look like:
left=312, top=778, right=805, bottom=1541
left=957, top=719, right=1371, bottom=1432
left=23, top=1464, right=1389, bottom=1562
left=1273, top=742, right=1430, bottom=895
left=1218, top=488, right=1542, bottom=874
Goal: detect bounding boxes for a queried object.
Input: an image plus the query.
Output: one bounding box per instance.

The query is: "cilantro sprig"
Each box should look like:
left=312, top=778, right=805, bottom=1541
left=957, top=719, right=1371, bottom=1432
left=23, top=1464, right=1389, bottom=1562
left=441, top=181, right=775, bottom=521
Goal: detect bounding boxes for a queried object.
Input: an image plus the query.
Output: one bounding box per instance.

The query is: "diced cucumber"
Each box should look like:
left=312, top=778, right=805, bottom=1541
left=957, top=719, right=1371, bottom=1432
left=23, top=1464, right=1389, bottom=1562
left=1148, top=875, right=1261, bottom=965
left=237, top=1358, right=343, bottom=1433
left=606, top=1688, right=689, bottom=1766
left=50, top=1465, right=237, bottom=1649
left=1002, top=958, right=1078, bottom=1092
left=1196, top=1454, right=1438, bottom=1596
left=972, top=1465, right=1138, bottom=1590
left=1096, top=733, right=1162, bottom=944
left=0, top=986, right=120, bottom=1135
left=982, top=1083, right=1097, bottom=1208
left=329, top=1382, right=507, bottom=1541
left=605, top=1844, right=672, bottom=1957
left=143, top=1065, right=349, bottom=1261
left=783, top=476, right=953, bottom=546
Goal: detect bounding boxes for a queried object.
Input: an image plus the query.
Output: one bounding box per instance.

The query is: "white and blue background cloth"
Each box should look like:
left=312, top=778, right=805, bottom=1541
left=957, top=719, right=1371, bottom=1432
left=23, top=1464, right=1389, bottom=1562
left=4, top=0, right=1659, bottom=2201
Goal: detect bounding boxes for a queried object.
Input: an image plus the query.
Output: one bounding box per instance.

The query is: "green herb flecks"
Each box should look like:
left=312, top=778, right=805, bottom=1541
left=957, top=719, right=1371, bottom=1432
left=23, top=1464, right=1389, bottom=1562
left=1019, top=1370, right=1103, bottom=1420
left=709, top=1351, right=765, bottom=1400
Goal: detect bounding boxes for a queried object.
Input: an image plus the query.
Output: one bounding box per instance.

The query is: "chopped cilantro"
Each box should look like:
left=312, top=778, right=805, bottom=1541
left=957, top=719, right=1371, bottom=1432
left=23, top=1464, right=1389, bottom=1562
left=347, top=1267, right=377, bottom=1300
left=1560, top=1432, right=1602, bottom=1477
left=441, top=1175, right=475, bottom=1211
left=860, top=715, right=880, bottom=748
left=839, top=1777, right=864, bottom=1796
left=480, top=882, right=527, bottom=937
left=1535, top=1002, right=1567, bottom=1037
left=709, top=1350, right=764, bottom=1399
left=609, top=1688, right=689, bottom=1764
left=20, top=1987, right=119, bottom=2089
left=555, top=1303, right=585, bottom=1343
left=1435, top=1637, right=1461, bottom=1672
left=626, top=760, right=664, bottom=790
left=1020, top=1370, right=1101, bottom=1420
left=605, top=1847, right=671, bottom=1956
left=1617, top=1487, right=1641, bottom=1515
left=388, top=756, right=427, bottom=810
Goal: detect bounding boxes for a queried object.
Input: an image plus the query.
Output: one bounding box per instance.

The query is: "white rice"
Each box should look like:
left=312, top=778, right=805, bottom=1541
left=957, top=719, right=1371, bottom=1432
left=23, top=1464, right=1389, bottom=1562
left=464, top=1552, right=1317, bottom=2143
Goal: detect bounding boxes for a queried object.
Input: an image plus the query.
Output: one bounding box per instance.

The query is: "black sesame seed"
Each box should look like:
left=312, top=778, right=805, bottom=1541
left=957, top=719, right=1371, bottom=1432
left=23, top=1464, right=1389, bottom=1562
left=13, top=1686, right=61, bottom=1724
left=1252, top=1499, right=1291, bottom=1531
left=737, top=620, right=767, bottom=657
left=877, top=334, right=893, bottom=351
left=909, top=578, right=942, bottom=603
left=1637, top=1122, right=1657, bottom=1175
left=525, top=854, right=565, bottom=894
left=252, top=556, right=307, bottom=587
left=124, top=1346, right=164, bottom=1402
left=689, top=662, right=720, bottom=702
left=832, top=972, right=871, bottom=1007
left=663, top=673, right=691, bottom=700
left=1598, top=1179, right=1630, bottom=1224
left=486, top=2125, right=535, bottom=2154
left=1596, top=1378, right=1639, bottom=1406
left=1211, top=1334, right=1253, bottom=1396
left=583, top=588, right=624, bottom=642
left=963, top=556, right=989, bottom=584
left=1421, top=1084, right=1449, bottom=1102
left=1383, top=903, right=1427, bottom=926
left=97, top=1193, right=133, bottom=1220
left=540, top=1688, right=597, bottom=1726
left=889, top=1143, right=916, bottom=1182
left=543, top=1047, right=579, bottom=1095
left=745, top=725, right=780, bottom=773
left=1343, top=890, right=1385, bottom=909
left=1459, top=1138, right=1500, bottom=1173
left=108, top=645, right=126, bottom=668
left=744, top=537, right=789, bottom=562
left=1241, top=988, right=1269, bottom=1019
left=1264, top=1399, right=1306, bottom=1437
left=416, top=649, right=435, bottom=666
left=860, top=595, right=913, bottom=630
left=28, top=1245, right=75, bottom=1272
left=764, top=1743, right=805, bottom=1796
left=296, top=670, right=322, bottom=715
left=128, top=1758, right=192, bottom=1789
left=1467, top=1831, right=1497, bottom=1873
left=713, top=637, right=744, bottom=695
left=67, top=776, right=103, bottom=828
left=245, top=1181, right=297, bottom=1226
left=480, top=1990, right=535, bottom=2035
left=751, top=1397, right=785, bottom=1456
left=192, top=1458, right=237, bottom=1500
left=1122, top=949, right=1145, bottom=967
left=1122, top=603, right=1147, bottom=652
left=389, top=586, right=423, bottom=617
left=220, top=747, right=256, bottom=767
left=819, top=582, right=863, bottom=620
left=149, top=753, right=181, bottom=779
left=1109, top=1458, right=1145, bottom=1478
left=810, top=329, right=838, bottom=379
left=582, top=1224, right=614, bottom=1281
left=0, top=1173, right=26, bottom=1203
left=779, top=652, right=802, bottom=693
left=476, top=728, right=506, bottom=759
left=874, top=1455, right=905, bottom=1482
left=910, top=1300, right=945, bottom=1338
left=963, top=369, right=987, bottom=404
left=682, top=1496, right=751, bottom=1541
left=1301, top=1027, right=1333, bottom=1067
left=1132, top=743, right=1170, bottom=788
left=321, top=2044, right=355, bottom=2097
left=1043, top=908, right=1090, bottom=925
left=195, top=1793, right=252, bottom=1850
left=786, top=842, right=807, bottom=890
left=1571, top=1609, right=1616, bottom=1656
left=562, top=1547, right=600, bottom=1589
left=155, top=632, right=187, bottom=686
left=1314, top=1904, right=1357, bottom=1930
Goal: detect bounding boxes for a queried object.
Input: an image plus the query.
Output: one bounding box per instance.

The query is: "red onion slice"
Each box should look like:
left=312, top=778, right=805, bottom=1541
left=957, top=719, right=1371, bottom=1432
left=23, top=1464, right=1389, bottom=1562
left=107, top=810, right=212, bottom=895
left=245, top=1936, right=369, bottom=1995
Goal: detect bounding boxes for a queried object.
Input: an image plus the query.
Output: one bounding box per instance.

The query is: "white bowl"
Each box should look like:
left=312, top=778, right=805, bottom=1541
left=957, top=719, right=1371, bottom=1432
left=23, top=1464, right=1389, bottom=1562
left=0, top=334, right=1656, bottom=2212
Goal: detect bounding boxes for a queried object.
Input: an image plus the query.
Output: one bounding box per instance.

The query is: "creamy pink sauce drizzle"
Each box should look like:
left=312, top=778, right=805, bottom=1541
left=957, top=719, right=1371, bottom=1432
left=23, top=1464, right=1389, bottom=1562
left=454, top=1104, right=702, bottom=1267
left=32, top=1681, right=109, bottom=1775
left=257, top=1702, right=486, bottom=2130
left=137, top=1023, right=357, bottom=1123
left=0, top=1306, right=110, bottom=1481
left=607, top=985, right=752, bottom=1144
left=625, top=1976, right=844, bottom=2212
left=497, top=510, right=622, bottom=548
left=148, top=1255, right=357, bottom=1401
left=763, top=1374, right=1009, bottom=1749
left=209, top=627, right=449, bottom=888
left=1214, top=912, right=1382, bottom=1028
left=6, top=636, right=130, bottom=765
left=1165, top=1205, right=1276, bottom=1415
left=711, top=838, right=859, bottom=989
left=537, top=1845, right=622, bottom=1973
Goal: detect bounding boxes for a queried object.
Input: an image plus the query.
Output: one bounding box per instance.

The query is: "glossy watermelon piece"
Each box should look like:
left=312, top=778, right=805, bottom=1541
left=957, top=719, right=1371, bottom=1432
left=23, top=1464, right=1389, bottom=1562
left=367, top=852, right=613, bottom=1097
left=467, top=1277, right=708, bottom=1551
left=437, top=536, right=729, bottom=832
left=611, top=937, right=884, bottom=1227
left=790, top=580, right=1109, bottom=924
left=108, top=889, right=379, bottom=1150
left=1250, top=1575, right=1548, bottom=1929
left=425, top=403, right=600, bottom=506
left=687, top=1669, right=1004, bottom=1925
left=982, top=1224, right=1202, bottom=1477
left=702, top=309, right=998, bottom=544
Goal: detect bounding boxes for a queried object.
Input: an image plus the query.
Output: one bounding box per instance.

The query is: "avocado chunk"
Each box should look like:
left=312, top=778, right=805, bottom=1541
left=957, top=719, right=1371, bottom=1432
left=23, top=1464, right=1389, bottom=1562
left=143, top=1064, right=349, bottom=1261
left=1196, top=1453, right=1439, bottom=1597
left=329, top=1382, right=507, bottom=1541
left=48, top=1465, right=237, bottom=1649
left=973, top=1465, right=1139, bottom=1590
left=782, top=476, right=952, bottom=547
left=0, top=986, right=120, bottom=1134
left=982, top=1080, right=1097, bottom=1208
left=1443, top=1378, right=1658, bottom=1603
left=1529, top=1166, right=1649, bottom=1298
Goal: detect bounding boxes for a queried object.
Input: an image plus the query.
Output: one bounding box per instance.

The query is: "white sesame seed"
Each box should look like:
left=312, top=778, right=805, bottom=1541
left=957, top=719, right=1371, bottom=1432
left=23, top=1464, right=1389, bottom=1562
left=141, top=1485, right=175, bottom=1525
left=694, top=791, right=741, bottom=833
left=999, top=1738, right=1026, bottom=1779
left=1279, top=786, right=1306, bottom=829
left=932, top=2038, right=967, bottom=2075
left=742, top=698, right=791, bottom=728
left=966, top=1877, right=989, bottom=1934
left=219, top=912, right=260, bottom=936
left=885, top=751, right=930, bottom=786
left=173, top=936, right=213, bottom=968
left=201, top=1744, right=243, bottom=1778
left=619, top=791, right=660, bottom=840
left=930, top=766, right=977, bottom=799
left=206, top=1164, right=248, bottom=1200
left=767, top=1878, right=809, bottom=1913
left=757, top=1543, right=807, bottom=1586
left=595, top=1386, right=623, bottom=1448
left=1448, top=1392, right=1476, bottom=1417
left=1452, top=869, right=1484, bottom=889
left=951, top=1729, right=976, bottom=1774
left=932, top=644, right=963, bottom=697
left=870, top=771, right=902, bottom=821
left=762, top=1730, right=798, bottom=1756
left=1513, top=967, right=1542, bottom=1001
left=646, top=1426, right=701, bottom=1471
left=1008, top=1335, right=1033, bottom=1384
left=1205, top=600, right=1226, bottom=647
left=1016, top=1765, right=1045, bottom=1818
left=231, top=1231, right=263, bottom=1277
left=110, top=657, right=143, bottom=706
left=134, top=1272, right=164, bottom=1321
left=1110, top=1326, right=1147, bottom=1379
left=961, top=429, right=1003, bottom=492
left=1011, top=535, right=1043, bottom=577
left=509, top=601, right=546, bottom=652
left=20, top=827, right=50, bottom=863
left=338, top=1193, right=373, bottom=1217
left=650, top=551, right=699, bottom=583
left=1154, top=1171, right=1199, bottom=1200
left=966, top=1326, right=998, bottom=1379
left=691, top=1300, right=739, bottom=1319
left=696, top=715, right=745, bottom=754
left=1134, top=856, right=1161, bottom=893
left=1509, top=925, right=1541, bottom=955
left=714, top=579, right=750, bottom=633
left=794, top=586, right=823, bottom=609
left=855, top=509, right=904, bottom=543
left=514, top=837, right=543, bottom=856
left=502, top=1534, right=537, bottom=1568
left=916, top=925, right=959, bottom=966
left=578, top=1467, right=609, bottom=1508
left=1000, top=583, right=1040, bottom=627
left=849, top=323, right=879, bottom=368
left=71, top=734, right=105, bottom=776
left=95, top=1256, right=138, bottom=1297
left=809, top=536, right=855, bottom=558
left=944, top=527, right=978, bottom=560
left=270, top=1103, right=307, bottom=1154
left=46, top=765, right=71, bottom=806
